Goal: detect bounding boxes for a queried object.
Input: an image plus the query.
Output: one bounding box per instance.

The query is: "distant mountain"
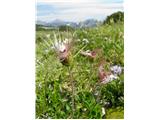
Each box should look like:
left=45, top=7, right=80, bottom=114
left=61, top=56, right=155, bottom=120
left=79, top=19, right=98, bottom=28
left=36, top=21, right=47, bottom=26
left=46, top=19, right=67, bottom=27
left=46, top=19, right=79, bottom=28
left=36, top=19, right=100, bottom=28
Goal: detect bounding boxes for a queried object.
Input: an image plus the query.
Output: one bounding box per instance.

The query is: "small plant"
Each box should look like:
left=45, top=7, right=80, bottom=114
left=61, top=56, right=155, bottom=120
left=53, top=38, right=73, bottom=65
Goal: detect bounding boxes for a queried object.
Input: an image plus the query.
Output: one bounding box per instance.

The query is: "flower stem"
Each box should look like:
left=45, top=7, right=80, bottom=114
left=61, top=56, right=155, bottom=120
left=68, top=66, right=75, bottom=118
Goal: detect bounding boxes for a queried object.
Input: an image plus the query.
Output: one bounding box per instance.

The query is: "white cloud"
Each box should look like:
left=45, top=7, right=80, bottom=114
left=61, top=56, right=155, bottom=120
left=37, top=0, right=99, bottom=3
left=37, top=1, right=123, bottom=22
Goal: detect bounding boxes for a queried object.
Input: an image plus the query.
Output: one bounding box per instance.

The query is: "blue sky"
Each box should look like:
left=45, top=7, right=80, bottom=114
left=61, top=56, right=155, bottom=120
left=37, top=0, right=123, bottom=22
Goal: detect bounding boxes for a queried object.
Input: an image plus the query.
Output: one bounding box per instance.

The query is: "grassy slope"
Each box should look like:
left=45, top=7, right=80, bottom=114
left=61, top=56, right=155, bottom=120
left=36, top=22, right=124, bottom=119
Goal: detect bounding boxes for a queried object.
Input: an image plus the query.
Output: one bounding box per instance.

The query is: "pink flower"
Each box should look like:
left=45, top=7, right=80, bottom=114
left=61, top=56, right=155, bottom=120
left=80, top=48, right=102, bottom=59
left=53, top=39, right=72, bottom=64
left=80, top=50, right=96, bottom=58
left=98, top=60, right=118, bottom=84
left=98, top=63, right=111, bottom=83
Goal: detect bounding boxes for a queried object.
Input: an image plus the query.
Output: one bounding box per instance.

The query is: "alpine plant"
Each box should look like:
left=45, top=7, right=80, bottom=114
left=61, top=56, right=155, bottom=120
left=53, top=38, right=73, bottom=65
left=98, top=61, right=118, bottom=84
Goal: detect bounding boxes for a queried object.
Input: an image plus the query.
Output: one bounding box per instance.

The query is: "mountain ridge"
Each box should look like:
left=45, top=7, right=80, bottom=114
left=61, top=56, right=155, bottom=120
left=36, top=19, right=102, bottom=28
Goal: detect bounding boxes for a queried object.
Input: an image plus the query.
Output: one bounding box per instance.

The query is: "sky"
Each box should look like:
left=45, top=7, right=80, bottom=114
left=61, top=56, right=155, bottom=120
left=36, top=0, right=123, bottom=22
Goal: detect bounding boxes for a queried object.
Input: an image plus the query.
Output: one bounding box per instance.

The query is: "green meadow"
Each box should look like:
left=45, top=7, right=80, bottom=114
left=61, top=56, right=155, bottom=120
left=36, top=12, right=124, bottom=119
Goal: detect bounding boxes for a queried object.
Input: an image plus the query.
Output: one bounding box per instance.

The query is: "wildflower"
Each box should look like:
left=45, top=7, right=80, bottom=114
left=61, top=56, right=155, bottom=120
left=83, top=108, right=87, bottom=111
left=110, top=65, right=123, bottom=75
left=94, top=91, right=99, bottom=96
left=53, top=40, right=66, bottom=53
left=101, top=74, right=118, bottom=84
left=102, top=107, right=105, bottom=115
left=98, top=61, right=118, bottom=84
left=52, top=38, right=72, bottom=65
left=109, top=74, right=118, bottom=80
left=104, top=37, right=108, bottom=40
left=98, top=63, right=111, bottom=84
left=104, top=101, right=112, bottom=108
left=80, top=50, right=96, bottom=58
left=80, top=49, right=102, bottom=59
left=104, top=101, right=110, bottom=106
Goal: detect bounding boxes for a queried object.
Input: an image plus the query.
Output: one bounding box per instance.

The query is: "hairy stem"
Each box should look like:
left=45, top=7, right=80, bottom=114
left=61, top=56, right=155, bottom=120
left=68, top=66, right=75, bottom=118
